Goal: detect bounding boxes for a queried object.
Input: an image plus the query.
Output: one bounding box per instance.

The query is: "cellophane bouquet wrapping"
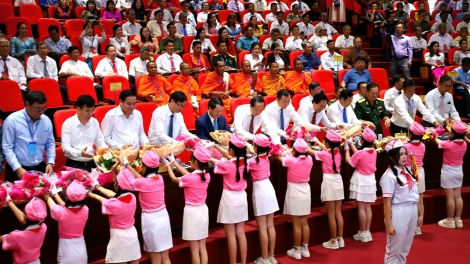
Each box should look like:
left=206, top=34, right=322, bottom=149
left=10, top=171, right=51, bottom=200
left=177, top=134, right=224, bottom=160
left=209, top=130, right=232, bottom=146
left=93, top=149, right=119, bottom=173
left=55, top=168, right=94, bottom=189
left=0, top=182, right=8, bottom=206
left=285, top=126, right=318, bottom=142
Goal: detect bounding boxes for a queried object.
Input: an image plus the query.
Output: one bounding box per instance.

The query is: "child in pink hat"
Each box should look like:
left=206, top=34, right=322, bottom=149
left=88, top=163, right=141, bottom=264
left=435, top=120, right=469, bottom=229
left=271, top=138, right=313, bottom=260
left=247, top=134, right=279, bottom=264
left=1, top=197, right=48, bottom=264
left=344, top=127, right=377, bottom=243
left=404, top=122, right=427, bottom=235
left=43, top=180, right=89, bottom=263
left=165, top=145, right=211, bottom=264
left=116, top=150, right=173, bottom=263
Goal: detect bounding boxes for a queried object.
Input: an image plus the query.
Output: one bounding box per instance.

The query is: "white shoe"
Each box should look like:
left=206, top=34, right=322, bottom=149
left=438, top=218, right=456, bottom=229
left=267, top=255, right=278, bottom=264
left=254, top=257, right=270, bottom=264
left=287, top=248, right=301, bottom=260
left=322, top=239, right=339, bottom=250
left=353, top=231, right=368, bottom=242
left=415, top=226, right=422, bottom=235
left=337, top=237, right=345, bottom=248
left=456, top=219, right=463, bottom=228
left=300, top=246, right=310, bottom=257
left=366, top=231, right=373, bottom=241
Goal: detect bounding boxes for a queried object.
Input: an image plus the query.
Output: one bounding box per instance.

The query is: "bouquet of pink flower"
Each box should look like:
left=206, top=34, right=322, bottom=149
left=0, top=183, right=7, bottom=207
left=285, top=126, right=317, bottom=142
left=56, top=168, right=94, bottom=189
left=18, top=172, right=51, bottom=198
left=176, top=134, right=201, bottom=150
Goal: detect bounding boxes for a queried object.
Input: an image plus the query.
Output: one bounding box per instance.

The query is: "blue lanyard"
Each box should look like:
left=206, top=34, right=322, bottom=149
left=23, top=111, right=39, bottom=140
left=354, top=49, right=362, bottom=56
left=344, top=37, right=350, bottom=48
left=88, top=36, right=95, bottom=48
left=402, top=94, right=415, bottom=115
left=71, top=61, right=83, bottom=76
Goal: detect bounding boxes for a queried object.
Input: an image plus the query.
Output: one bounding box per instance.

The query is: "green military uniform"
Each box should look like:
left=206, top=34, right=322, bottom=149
left=212, top=54, right=238, bottom=69
left=159, top=37, right=184, bottom=53
left=354, top=97, right=388, bottom=135
left=328, top=99, right=337, bottom=106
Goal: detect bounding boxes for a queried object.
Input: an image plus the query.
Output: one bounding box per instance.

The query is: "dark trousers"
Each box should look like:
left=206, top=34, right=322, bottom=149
left=5, top=162, right=46, bottom=182
left=59, top=84, right=68, bottom=104
left=95, top=84, right=104, bottom=101
left=455, top=88, right=470, bottom=116
left=390, top=122, right=409, bottom=136
left=421, top=120, right=435, bottom=128
left=65, top=158, right=96, bottom=172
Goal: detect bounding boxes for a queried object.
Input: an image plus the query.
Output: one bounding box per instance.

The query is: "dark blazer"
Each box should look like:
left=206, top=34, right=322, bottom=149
left=195, top=112, right=231, bottom=140
left=267, top=53, right=290, bottom=68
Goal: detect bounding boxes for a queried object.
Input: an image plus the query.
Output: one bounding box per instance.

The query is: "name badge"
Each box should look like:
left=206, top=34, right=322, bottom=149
left=443, top=44, right=448, bottom=51
left=333, top=55, right=343, bottom=62
left=90, top=47, right=97, bottom=54
left=28, top=142, right=37, bottom=156
left=448, top=71, right=459, bottom=78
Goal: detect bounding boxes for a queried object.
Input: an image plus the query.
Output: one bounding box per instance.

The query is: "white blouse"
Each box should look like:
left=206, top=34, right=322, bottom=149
left=109, top=36, right=130, bottom=57
left=80, top=30, right=107, bottom=59
left=190, top=39, right=216, bottom=53
left=424, top=52, right=445, bottom=69
left=244, top=53, right=264, bottom=71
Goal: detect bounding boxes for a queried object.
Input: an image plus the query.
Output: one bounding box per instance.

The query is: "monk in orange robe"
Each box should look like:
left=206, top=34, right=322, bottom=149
left=172, top=62, right=201, bottom=118
left=255, top=61, right=286, bottom=96
left=231, top=60, right=258, bottom=98
left=186, top=41, right=211, bottom=76
left=284, top=59, right=312, bottom=94
left=201, top=60, right=234, bottom=120
left=137, top=61, right=173, bottom=106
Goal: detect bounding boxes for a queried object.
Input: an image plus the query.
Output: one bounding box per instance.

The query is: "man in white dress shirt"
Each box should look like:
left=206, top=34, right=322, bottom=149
left=424, top=75, right=460, bottom=127
left=176, top=12, right=197, bottom=37
left=265, top=3, right=279, bottom=23
left=390, top=79, right=438, bottom=135
left=435, top=4, right=452, bottom=22
left=156, top=40, right=183, bottom=74
left=270, top=12, right=289, bottom=37
left=122, top=10, right=142, bottom=37
left=147, top=10, right=169, bottom=38
left=129, top=46, right=151, bottom=80
left=299, top=82, right=323, bottom=107
left=262, top=29, right=285, bottom=51
left=149, top=0, right=174, bottom=21
left=290, top=0, right=309, bottom=13
left=334, top=24, right=354, bottom=51
left=429, top=23, right=456, bottom=52
left=352, top=82, right=367, bottom=108
left=457, top=13, right=470, bottom=32
left=286, top=25, right=306, bottom=51
left=321, top=40, right=343, bottom=84
left=175, top=1, right=196, bottom=26
left=243, top=3, right=265, bottom=23
left=227, top=0, right=244, bottom=12
left=60, top=46, right=103, bottom=101
left=268, top=0, right=289, bottom=12
left=102, top=90, right=150, bottom=150
left=197, top=2, right=210, bottom=22
left=0, top=38, right=27, bottom=92
left=298, top=93, right=341, bottom=130
left=384, top=74, right=405, bottom=114
left=232, top=96, right=281, bottom=144
left=94, top=45, right=129, bottom=79
left=315, top=13, right=338, bottom=38
left=250, top=0, right=267, bottom=11
left=148, top=91, right=193, bottom=145
left=61, top=95, right=107, bottom=171
left=327, top=89, right=367, bottom=129
left=297, top=14, right=315, bottom=36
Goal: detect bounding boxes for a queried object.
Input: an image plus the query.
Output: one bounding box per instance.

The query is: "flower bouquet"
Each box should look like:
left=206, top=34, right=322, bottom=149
left=94, top=149, right=119, bottom=173
left=130, top=158, right=142, bottom=173
left=374, top=136, right=395, bottom=152
left=285, top=126, right=318, bottom=142
left=13, top=171, right=51, bottom=199
left=0, top=182, right=8, bottom=207
left=210, top=130, right=232, bottom=146
left=56, top=168, right=94, bottom=189
left=176, top=134, right=201, bottom=150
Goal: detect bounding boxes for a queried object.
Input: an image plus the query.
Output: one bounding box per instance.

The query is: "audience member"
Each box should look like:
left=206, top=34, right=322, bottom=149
left=384, top=74, right=405, bottom=114
left=129, top=46, right=152, bottom=79
left=110, top=25, right=130, bottom=59
left=451, top=58, right=470, bottom=116
left=94, top=45, right=129, bottom=79
left=424, top=75, right=460, bottom=127
left=160, top=23, right=184, bottom=55
left=354, top=82, right=390, bottom=135
left=195, top=97, right=231, bottom=140
left=129, top=27, right=160, bottom=55
left=267, top=43, right=289, bottom=69
left=343, top=37, right=372, bottom=69
left=390, top=23, right=413, bottom=79
left=122, top=9, right=142, bottom=36
left=176, top=12, right=197, bottom=37
left=80, top=21, right=106, bottom=69
left=137, top=61, right=172, bottom=105
left=431, top=13, right=455, bottom=33
left=236, top=26, right=259, bottom=52
left=224, top=13, right=242, bottom=37
left=212, top=42, right=238, bottom=69
left=10, top=22, right=36, bottom=59
left=156, top=40, right=183, bottom=74
left=315, top=12, right=338, bottom=38
left=286, top=25, right=307, bottom=51
left=334, top=24, right=354, bottom=51
left=262, top=29, right=285, bottom=51
left=429, top=23, right=456, bottom=53
left=341, top=56, right=372, bottom=91
left=102, top=0, right=122, bottom=23
left=175, top=1, right=197, bottom=26
left=454, top=39, right=470, bottom=65
left=287, top=4, right=302, bottom=23
left=284, top=59, right=312, bottom=94
left=147, top=10, right=169, bottom=38
left=0, top=38, right=27, bottom=92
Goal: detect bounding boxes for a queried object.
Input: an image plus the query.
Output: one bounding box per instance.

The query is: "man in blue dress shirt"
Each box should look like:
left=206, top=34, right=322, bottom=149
left=236, top=25, right=259, bottom=52
left=195, top=97, right=231, bottom=140
left=451, top=57, right=470, bottom=117
left=340, top=56, right=372, bottom=91
left=2, top=91, right=56, bottom=182
left=44, top=25, right=72, bottom=67
left=297, top=42, right=322, bottom=71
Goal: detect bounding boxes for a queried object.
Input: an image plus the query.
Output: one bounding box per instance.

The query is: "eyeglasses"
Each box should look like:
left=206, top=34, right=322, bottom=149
left=176, top=102, right=186, bottom=109
left=34, top=107, right=47, bottom=113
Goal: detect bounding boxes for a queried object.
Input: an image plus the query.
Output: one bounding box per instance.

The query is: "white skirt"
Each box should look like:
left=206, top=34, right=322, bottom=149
left=141, top=208, right=173, bottom=253
left=441, top=164, right=463, bottom=189
left=27, top=259, right=40, bottom=264
left=217, top=189, right=249, bottom=224
left=283, top=182, right=311, bottom=216
left=407, top=166, right=425, bottom=193
left=106, top=226, right=141, bottom=263
left=57, top=236, right=87, bottom=264
left=349, top=170, right=377, bottom=202
left=321, top=173, right=344, bottom=202
left=183, top=204, right=209, bottom=241
left=252, top=179, right=279, bottom=216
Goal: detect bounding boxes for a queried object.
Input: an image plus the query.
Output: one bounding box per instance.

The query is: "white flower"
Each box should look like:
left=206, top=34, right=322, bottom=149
left=103, top=152, right=112, bottom=160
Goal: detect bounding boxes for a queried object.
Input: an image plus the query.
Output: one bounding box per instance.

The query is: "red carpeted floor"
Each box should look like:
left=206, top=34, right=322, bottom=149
left=273, top=220, right=470, bottom=264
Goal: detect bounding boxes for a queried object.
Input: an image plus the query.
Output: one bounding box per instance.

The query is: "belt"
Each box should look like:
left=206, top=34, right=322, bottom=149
left=66, top=158, right=93, bottom=166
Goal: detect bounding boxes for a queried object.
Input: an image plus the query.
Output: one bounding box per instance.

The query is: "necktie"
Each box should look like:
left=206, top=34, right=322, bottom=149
left=312, top=112, right=317, bottom=124
left=168, top=114, right=174, bottom=137
left=159, top=23, right=167, bottom=37
left=342, top=107, right=348, bottom=123
left=42, top=60, right=49, bottom=77
left=236, top=2, right=239, bottom=11
left=213, top=118, right=218, bottom=130
left=112, top=61, right=118, bottom=74
left=249, top=115, right=254, bottom=134
left=298, top=1, right=302, bottom=11
left=182, top=24, right=187, bottom=36
left=170, top=57, right=176, bottom=72
left=1, top=58, right=8, bottom=77
left=280, top=108, right=284, bottom=130
left=439, top=96, right=445, bottom=117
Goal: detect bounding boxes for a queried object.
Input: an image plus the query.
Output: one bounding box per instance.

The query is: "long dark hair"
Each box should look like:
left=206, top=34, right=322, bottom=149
left=140, top=26, right=151, bottom=43
left=206, top=12, right=217, bottom=28
left=141, top=160, right=160, bottom=177
left=113, top=185, right=131, bottom=198
left=361, top=136, right=374, bottom=148
left=86, top=0, right=97, bottom=12
left=22, top=219, right=41, bottom=231
left=65, top=199, right=86, bottom=208
left=15, top=22, right=27, bottom=37
left=226, top=13, right=237, bottom=28
left=325, top=138, right=340, bottom=174
left=429, top=41, right=441, bottom=57
left=387, top=147, right=416, bottom=186
left=191, top=153, right=208, bottom=181
left=255, top=143, right=270, bottom=164
left=131, top=0, right=145, bottom=12
left=218, top=27, right=230, bottom=48
left=105, top=0, right=116, bottom=12
left=451, top=128, right=466, bottom=140
left=409, top=131, right=423, bottom=142
left=229, top=141, right=248, bottom=182
left=195, top=27, right=205, bottom=40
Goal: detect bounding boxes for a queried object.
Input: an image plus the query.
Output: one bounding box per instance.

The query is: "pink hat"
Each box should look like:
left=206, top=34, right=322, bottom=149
left=194, top=145, right=212, bottom=163
left=230, top=132, right=246, bottom=148
left=452, top=121, right=468, bottom=134
left=66, top=181, right=87, bottom=202
left=326, top=129, right=341, bottom=143
left=385, top=138, right=404, bottom=152
left=142, top=151, right=160, bottom=168
left=25, top=197, right=47, bottom=222
left=410, top=122, right=426, bottom=136
left=293, top=138, right=309, bottom=153
left=362, top=127, right=376, bottom=143
left=116, top=169, right=134, bottom=190
left=254, top=134, right=270, bottom=147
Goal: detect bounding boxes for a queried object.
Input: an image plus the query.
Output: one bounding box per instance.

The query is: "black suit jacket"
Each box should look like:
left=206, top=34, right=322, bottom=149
left=195, top=112, right=232, bottom=140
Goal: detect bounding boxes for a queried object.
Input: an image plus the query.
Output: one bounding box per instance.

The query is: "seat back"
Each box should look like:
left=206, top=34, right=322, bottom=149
left=124, top=54, right=140, bottom=70
left=38, top=18, right=62, bottom=38
left=0, top=80, right=24, bottom=113
left=75, top=6, right=86, bottom=18
left=94, top=20, right=114, bottom=36
left=259, top=34, right=271, bottom=48
left=166, top=74, right=179, bottom=84
left=94, top=105, right=115, bottom=126
left=316, top=50, right=327, bottom=58
left=29, top=79, right=64, bottom=108
left=379, top=89, right=386, bottom=99
left=101, top=76, right=131, bottom=104
left=238, top=51, right=250, bottom=68
left=180, top=100, right=196, bottom=130
left=19, top=5, right=42, bottom=24
left=53, top=109, right=77, bottom=140
left=69, top=35, right=83, bottom=54
left=337, top=69, right=349, bottom=84
left=289, top=50, right=304, bottom=68
left=447, top=48, right=459, bottom=65
left=65, top=19, right=86, bottom=37
left=292, top=94, right=309, bottom=111
left=66, top=76, right=98, bottom=103
left=99, top=36, right=111, bottom=55
left=59, top=55, right=86, bottom=68
left=230, top=98, right=251, bottom=118
left=182, top=53, right=193, bottom=64
left=52, top=147, right=67, bottom=173
left=6, top=17, right=33, bottom=38
left=135, top=102, right=157, bottom=134
left=92, top=55, right=106, bottom=73
left=311, top=70, right=335, bottom=93
left=264, top=95, right=277, bottom=106
left=0, top=4, right=15, bottom=25
left=198, top=73, right=207, bottom=87
left=182, top=35, right=196, bottom=53
left=369, top=68, right=389, bottom=92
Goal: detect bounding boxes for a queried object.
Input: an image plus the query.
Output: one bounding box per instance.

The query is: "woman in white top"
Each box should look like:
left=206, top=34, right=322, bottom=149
left=80, top=20, right=106, bottom=70
left=266, top=42, right=290, bottom=70
left=244, top=42, right=265, bottom=71
left=190, top=28, right=216, bottom=61
left=309, top=27, right=329, bottom=51
left=14, top=0, right=36, bottom=8
left=424, top=41, right=446, bottom=87
left=110, top=24, right=130, bottom=60
left=453, top=39, right=470, bottom=65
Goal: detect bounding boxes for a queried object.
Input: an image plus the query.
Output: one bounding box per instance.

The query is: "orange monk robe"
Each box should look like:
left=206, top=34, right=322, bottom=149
left=187, top=54, right=211, bottom=71
left=255, top=74, right=286, bottom=96
left=201, top=71, right=235, bottom=120
left=172, top=75, right=201, bottom=118
left=138, top=74, right=173, bottom=106
left=284, top=71, right=312, bottom=94
left=232, top=72, right=255, bottom=98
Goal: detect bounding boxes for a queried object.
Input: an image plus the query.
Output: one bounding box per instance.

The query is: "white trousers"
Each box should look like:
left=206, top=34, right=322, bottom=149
left=384, top=203, right=418, bottom=264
